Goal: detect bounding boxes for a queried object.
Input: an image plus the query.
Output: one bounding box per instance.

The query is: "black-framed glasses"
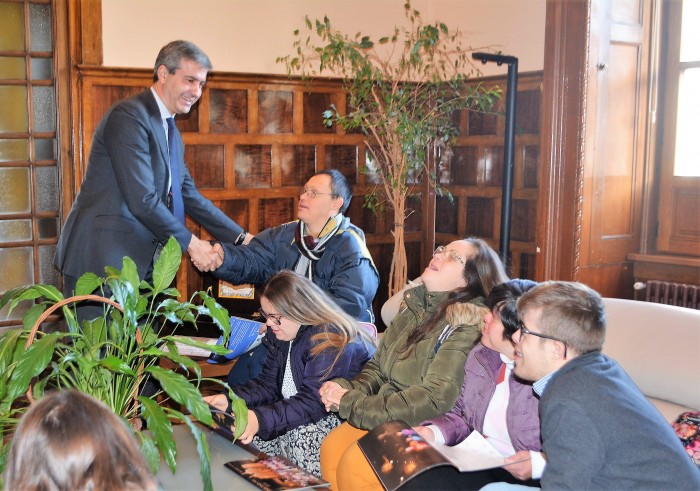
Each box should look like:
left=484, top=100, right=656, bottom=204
left=433, top=245, right=466, bottom=265
left=301, top=187, right=336, bottom=199
left=257, top=308, right=282, bottom=326
left=519, top=326, right=568, bottom=358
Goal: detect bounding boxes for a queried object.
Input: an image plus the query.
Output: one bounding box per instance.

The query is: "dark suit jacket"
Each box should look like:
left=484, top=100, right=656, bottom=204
left=54, top=89, right=243, bottom=280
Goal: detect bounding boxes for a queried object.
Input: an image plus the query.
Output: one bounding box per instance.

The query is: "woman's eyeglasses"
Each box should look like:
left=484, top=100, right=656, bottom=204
left=300, top=187, right=336, bottom=199
left=257, top=308, right=283, bottom=326
left=518, top=326, right=568, bottom=358
left=433, top=245, right=466, bottom=265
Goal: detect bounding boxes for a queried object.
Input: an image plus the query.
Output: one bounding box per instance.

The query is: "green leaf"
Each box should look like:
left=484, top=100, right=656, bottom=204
left=229, top=390, right=248, bottom=440
left=198, top=294, right=230, bottom=336
left=99, top=356, right=137, bottom=376
left=120, top=256, right=141, bottom=294
left=140, top=397, right=177, bottom=473
left=145, top=366, right=212, bottom=425
left=75, top=272, right=102, bottom=296
left=0, top=330, right=23, bottom=375
left=5, top=332, right=62, bottom=405
left=152, top=237, right=182, bottom=293
left=81, top=315, right=109, bottom=346
left=173, top=408, right=213, bottom=491
left=21, top=303, right=47, bottom=332
left=0, top=285, right=55, bottom=318
left=138, top=432, right=162, bottom=474
left=149, top=344, right=202, bottom=379
left=359, top=36, right=374, bottom=49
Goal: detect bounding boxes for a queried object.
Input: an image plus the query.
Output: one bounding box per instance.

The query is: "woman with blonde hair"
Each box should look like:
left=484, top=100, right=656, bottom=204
left=319, top=237, right=508, bottom=490
left=3, top=389, right=157, bottom=491
left=206, top=270, right=375, bottom=476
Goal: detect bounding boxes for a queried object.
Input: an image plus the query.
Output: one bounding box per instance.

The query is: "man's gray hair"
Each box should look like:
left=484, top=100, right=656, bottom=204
left=153, top=40, right=212, bottom=82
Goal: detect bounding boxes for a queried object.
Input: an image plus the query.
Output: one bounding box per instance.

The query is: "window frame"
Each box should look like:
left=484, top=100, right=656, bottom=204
left=655, top=0, right=700, bottom=255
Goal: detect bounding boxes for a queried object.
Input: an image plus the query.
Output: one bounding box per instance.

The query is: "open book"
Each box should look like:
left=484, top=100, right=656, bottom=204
left=163, top=316, right=264, bottom=360
left=357, top=420, right=526, bottom=491
left=225, top=456, right=330, bottom=491
left=207, top=315, right=265, bottom=363
left=208, top=405, right=237, bottom=441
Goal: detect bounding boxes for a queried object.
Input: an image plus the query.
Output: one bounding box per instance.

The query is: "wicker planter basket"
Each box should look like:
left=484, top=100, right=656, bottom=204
left=24, top=294, right=143, bottom=429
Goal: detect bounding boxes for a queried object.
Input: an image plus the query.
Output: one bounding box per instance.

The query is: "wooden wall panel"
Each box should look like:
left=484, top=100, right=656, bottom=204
left=657, top=178, right=700, bottom=256
left=440, top=73, right=542, bottom=279
left=578, top=0, right=650, bottom=297
left=73, top=68, right=543, bottom=327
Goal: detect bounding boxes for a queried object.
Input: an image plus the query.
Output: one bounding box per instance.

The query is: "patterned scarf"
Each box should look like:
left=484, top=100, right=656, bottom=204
left=293, top=214, right=345, bottom=279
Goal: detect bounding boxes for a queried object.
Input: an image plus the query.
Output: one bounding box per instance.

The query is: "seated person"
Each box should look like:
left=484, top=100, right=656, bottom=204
left=405, top=279, right=542, bottom=490
left=319, top=237, right=509, bottom=490
left=482, top=281, right=700, bottom=490
left=3, top=389, right=157, bottom=491
left=206, top=270, right=376, bottom=477
left=213, top=169, right=379, bottom=386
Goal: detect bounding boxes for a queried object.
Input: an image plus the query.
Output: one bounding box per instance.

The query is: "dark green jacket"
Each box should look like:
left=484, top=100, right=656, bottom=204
left=334, top=284, right=486, bottom=429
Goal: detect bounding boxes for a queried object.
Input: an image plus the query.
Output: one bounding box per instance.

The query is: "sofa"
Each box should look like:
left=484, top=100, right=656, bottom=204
left=601, top=297, right=700, bottom=423
left=382, top=291, right=699, bottom=423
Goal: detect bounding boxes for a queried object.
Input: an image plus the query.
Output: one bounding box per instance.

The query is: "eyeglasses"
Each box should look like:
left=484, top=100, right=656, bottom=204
left=518, top=326, right=568, bottom=358
left=301, top=187, right=336, bottom=199
left=257, top=308, right=282, bottom=326
left=433, top=245, right=466, bottom=265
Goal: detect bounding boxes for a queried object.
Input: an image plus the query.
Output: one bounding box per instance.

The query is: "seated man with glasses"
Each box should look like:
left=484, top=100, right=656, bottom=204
left=213, top=169, right=379, bottom=385
left=483, top=281, right=700, bottom=491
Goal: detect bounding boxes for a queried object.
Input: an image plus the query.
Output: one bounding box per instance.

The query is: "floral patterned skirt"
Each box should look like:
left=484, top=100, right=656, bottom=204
left=253, top=413, right=342, bottom=477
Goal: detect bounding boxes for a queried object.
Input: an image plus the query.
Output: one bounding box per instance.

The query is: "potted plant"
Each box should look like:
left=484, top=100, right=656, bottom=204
left=278, top=1, right=500, bottom=295
left=0, top=237, right=247, bottom=491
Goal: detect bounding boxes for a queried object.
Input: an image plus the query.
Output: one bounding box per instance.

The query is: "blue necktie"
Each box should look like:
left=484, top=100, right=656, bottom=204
left=166, top=117, right=185, bottom=224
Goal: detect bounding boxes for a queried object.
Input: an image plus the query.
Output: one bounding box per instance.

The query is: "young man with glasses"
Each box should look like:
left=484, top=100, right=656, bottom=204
left=213, top=169, right=379, bottom=385
left=483, top=281, right=700, bottom=490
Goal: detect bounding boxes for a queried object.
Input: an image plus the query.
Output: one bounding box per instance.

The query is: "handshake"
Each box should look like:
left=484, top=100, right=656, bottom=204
left=187, top=236, right=225, bottom=272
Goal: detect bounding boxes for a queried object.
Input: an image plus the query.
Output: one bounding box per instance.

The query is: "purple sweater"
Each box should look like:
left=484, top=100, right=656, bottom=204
left=423, top=343, right=541, bottom=451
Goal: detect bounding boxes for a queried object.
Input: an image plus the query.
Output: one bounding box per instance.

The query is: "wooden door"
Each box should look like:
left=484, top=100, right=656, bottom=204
left=577, top=0, right=651, bottom=296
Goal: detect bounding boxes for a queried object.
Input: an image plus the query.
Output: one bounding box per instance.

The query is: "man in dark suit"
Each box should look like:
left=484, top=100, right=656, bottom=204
left=55, top=40, right=250, bottom=300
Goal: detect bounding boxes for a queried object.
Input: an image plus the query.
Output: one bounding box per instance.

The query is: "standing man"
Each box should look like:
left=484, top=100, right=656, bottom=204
left=213, top=169, right=379, bottom=383
left=485, top=281, right=699, bottom=490
left=55, top=40, right=250, bottom=298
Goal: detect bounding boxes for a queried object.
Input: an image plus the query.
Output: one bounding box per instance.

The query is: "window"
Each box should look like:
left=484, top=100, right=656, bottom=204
left=656, top=0, right=700, bottom=255
left=0, top=0, right=60, bottom=328
left=670, top=0, right=699, bottom=177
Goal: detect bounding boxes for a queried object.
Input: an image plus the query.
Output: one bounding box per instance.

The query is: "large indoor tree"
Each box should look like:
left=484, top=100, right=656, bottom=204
left=279, top=1, right=500, bottom=295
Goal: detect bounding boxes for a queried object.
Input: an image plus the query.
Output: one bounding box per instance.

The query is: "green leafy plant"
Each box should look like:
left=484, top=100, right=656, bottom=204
left=0, top=237, right=247, bottom=491
left=278, top=1, right=500, bottom=295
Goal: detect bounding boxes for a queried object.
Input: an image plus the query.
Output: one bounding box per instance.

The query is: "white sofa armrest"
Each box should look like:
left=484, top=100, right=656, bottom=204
left=602, top=298, right=700, bottom=421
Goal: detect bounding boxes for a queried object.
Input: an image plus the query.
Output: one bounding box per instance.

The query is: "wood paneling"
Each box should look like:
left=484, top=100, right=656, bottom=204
left=537, top=0, right=589, bottom=283
left=629, top=253, right=700, bottom=286
left=578, top=0, right=650, bottom=297
left=538, top=0, right=654, bottom=299
left=657, top=178, right=700, bottom=255
left=71, top=65, right=544, bottom=326
left=440, top=73, right=542, bottom=279
left=73, top=69, right=405, bottom=326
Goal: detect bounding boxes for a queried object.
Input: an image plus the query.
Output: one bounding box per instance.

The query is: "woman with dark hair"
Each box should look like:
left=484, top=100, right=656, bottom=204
left=3, top=390, right=157, bottom=491
left=405, top=279, right=543, bottom=490
left=319, top=237, right=508, bottom=490
left=206, top=270, right=375, bottom=477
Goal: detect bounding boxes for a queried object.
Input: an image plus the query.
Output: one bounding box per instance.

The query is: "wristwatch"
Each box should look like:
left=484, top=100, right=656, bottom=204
left=233, top=231, right=247, bottom=246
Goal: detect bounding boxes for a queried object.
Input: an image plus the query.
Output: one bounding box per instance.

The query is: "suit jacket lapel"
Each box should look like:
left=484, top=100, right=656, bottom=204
left=142, top=90, right=170, bottom=170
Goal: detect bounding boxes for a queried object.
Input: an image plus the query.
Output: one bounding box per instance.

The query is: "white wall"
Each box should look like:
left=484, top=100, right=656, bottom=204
left=102, top=0, right=545, bottom=78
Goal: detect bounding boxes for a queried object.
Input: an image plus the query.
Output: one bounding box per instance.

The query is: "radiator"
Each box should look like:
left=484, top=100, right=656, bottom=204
left=633, top=280, right=700, bottom=310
